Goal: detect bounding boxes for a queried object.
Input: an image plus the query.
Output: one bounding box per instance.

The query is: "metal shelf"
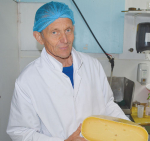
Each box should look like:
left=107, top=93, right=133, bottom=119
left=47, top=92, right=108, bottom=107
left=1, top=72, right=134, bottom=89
left=124, top=11, right=150, bottom=17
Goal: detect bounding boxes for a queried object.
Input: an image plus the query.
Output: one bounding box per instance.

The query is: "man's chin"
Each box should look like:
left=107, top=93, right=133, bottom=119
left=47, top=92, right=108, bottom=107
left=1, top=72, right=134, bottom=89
left=59, top=54, right=71, bottom=59
left=58, top=50, right=72, bottom=59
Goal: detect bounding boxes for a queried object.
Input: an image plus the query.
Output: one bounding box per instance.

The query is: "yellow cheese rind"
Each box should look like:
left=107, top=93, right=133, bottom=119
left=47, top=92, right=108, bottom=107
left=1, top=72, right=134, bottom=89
left=81, top=115, right=148, bottom=141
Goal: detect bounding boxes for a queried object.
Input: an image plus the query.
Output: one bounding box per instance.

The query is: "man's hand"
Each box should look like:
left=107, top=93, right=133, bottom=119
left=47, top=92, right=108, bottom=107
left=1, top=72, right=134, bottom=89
left=64, top=124, right=87, bottom=141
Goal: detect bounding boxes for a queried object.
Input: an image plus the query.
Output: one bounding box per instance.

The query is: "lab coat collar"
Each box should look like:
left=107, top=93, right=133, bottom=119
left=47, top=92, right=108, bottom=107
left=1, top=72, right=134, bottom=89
left=41, top=47, right=83, bottom=71
left=71, top=48, right=83, bottom=71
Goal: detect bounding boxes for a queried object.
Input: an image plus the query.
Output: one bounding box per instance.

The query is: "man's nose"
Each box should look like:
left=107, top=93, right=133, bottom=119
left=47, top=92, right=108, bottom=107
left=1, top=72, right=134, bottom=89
left=60, top=33, right=68, bottom=43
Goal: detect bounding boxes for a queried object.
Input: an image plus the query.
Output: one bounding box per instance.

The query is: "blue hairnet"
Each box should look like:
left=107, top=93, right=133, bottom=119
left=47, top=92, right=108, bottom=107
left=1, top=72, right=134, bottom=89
left=33, top=1, right=75, bottom=32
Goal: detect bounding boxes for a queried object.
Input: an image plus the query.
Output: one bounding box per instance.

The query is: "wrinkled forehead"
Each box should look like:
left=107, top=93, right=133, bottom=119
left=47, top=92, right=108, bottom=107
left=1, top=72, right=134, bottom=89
left=43, top=18, right=74, bottom=32
left=33, top=1, right=75, bottom=33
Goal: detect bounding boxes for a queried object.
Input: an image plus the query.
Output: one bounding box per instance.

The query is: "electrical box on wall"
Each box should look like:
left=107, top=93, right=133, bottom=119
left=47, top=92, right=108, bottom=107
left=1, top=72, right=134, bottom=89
left=136, top=22, right=150, bottom=53
left=137, top=63, right=150, bottom=85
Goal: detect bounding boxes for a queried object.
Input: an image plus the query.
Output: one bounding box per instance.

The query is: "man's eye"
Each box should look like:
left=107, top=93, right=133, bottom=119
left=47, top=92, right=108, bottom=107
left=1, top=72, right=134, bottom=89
left=66, top=29, right=71, bottom=32
left=52, top=31, right=57, bottom=34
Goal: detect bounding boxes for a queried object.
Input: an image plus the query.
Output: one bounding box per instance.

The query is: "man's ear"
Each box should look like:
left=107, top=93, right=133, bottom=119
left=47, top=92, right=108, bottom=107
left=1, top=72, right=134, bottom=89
left=33, top=31, right=44, bottom=45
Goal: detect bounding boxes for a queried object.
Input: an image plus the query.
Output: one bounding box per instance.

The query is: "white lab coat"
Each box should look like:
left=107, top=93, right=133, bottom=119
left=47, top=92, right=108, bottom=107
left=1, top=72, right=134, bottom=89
left=7, top=47, right=129, bottom=141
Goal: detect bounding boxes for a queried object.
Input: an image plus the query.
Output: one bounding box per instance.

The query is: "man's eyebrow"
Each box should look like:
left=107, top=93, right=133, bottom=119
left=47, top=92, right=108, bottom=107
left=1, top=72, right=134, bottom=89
left=65, top=26, right=74, bottom=29
left=51, top=28, right=59, bottom=31
left=67, top=26, right=73, bottom=28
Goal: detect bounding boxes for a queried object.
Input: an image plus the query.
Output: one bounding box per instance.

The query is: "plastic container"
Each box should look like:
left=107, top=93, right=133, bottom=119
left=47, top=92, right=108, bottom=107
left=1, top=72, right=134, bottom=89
left=137, top=105, right=144, bottom=118
left=145, top=106, right=150, bottom=116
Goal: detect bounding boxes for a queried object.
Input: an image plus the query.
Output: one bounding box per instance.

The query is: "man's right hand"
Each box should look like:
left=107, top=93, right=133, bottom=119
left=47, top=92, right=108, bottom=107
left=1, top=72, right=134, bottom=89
left=64, top=124, right=87, bottom=141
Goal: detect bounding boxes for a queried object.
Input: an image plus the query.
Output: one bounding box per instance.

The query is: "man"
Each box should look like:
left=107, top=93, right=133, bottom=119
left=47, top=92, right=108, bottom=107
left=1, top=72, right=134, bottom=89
left=7, top=1, right=129, bottom=141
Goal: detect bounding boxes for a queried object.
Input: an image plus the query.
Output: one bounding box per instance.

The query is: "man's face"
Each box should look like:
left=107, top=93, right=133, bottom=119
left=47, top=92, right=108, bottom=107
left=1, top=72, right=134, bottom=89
left=41, top=18, right=74, bottom=60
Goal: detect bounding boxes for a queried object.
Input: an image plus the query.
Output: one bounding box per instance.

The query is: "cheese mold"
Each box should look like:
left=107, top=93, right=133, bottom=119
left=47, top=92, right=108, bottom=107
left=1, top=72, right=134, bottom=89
left=81, top=115, right=148, bottom=141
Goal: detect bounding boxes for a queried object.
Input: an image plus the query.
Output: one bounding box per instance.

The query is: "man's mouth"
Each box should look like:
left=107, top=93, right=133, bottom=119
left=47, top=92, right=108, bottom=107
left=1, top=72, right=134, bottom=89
left=59, top=45, right=69, bottom=50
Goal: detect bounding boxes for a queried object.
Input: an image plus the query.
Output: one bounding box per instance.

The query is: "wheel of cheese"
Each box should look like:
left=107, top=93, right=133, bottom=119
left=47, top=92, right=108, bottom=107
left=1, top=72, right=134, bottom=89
left=81, top=115, right=148, bottom=141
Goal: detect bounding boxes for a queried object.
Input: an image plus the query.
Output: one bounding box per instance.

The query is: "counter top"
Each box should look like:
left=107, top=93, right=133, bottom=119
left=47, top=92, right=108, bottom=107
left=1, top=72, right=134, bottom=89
left=131, top=107, right=150, bottom=125
left=131, top=107, right=150, bottom=134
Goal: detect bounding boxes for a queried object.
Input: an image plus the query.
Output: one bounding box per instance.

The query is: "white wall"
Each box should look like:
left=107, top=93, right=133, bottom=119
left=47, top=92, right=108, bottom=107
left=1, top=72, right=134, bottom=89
left=0, top=0, right=19, bottom=141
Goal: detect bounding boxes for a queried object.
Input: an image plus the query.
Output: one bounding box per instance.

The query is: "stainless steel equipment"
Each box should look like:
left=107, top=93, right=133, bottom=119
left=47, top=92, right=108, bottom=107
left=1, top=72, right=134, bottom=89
left=107, top=77, right=135, bottom=114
